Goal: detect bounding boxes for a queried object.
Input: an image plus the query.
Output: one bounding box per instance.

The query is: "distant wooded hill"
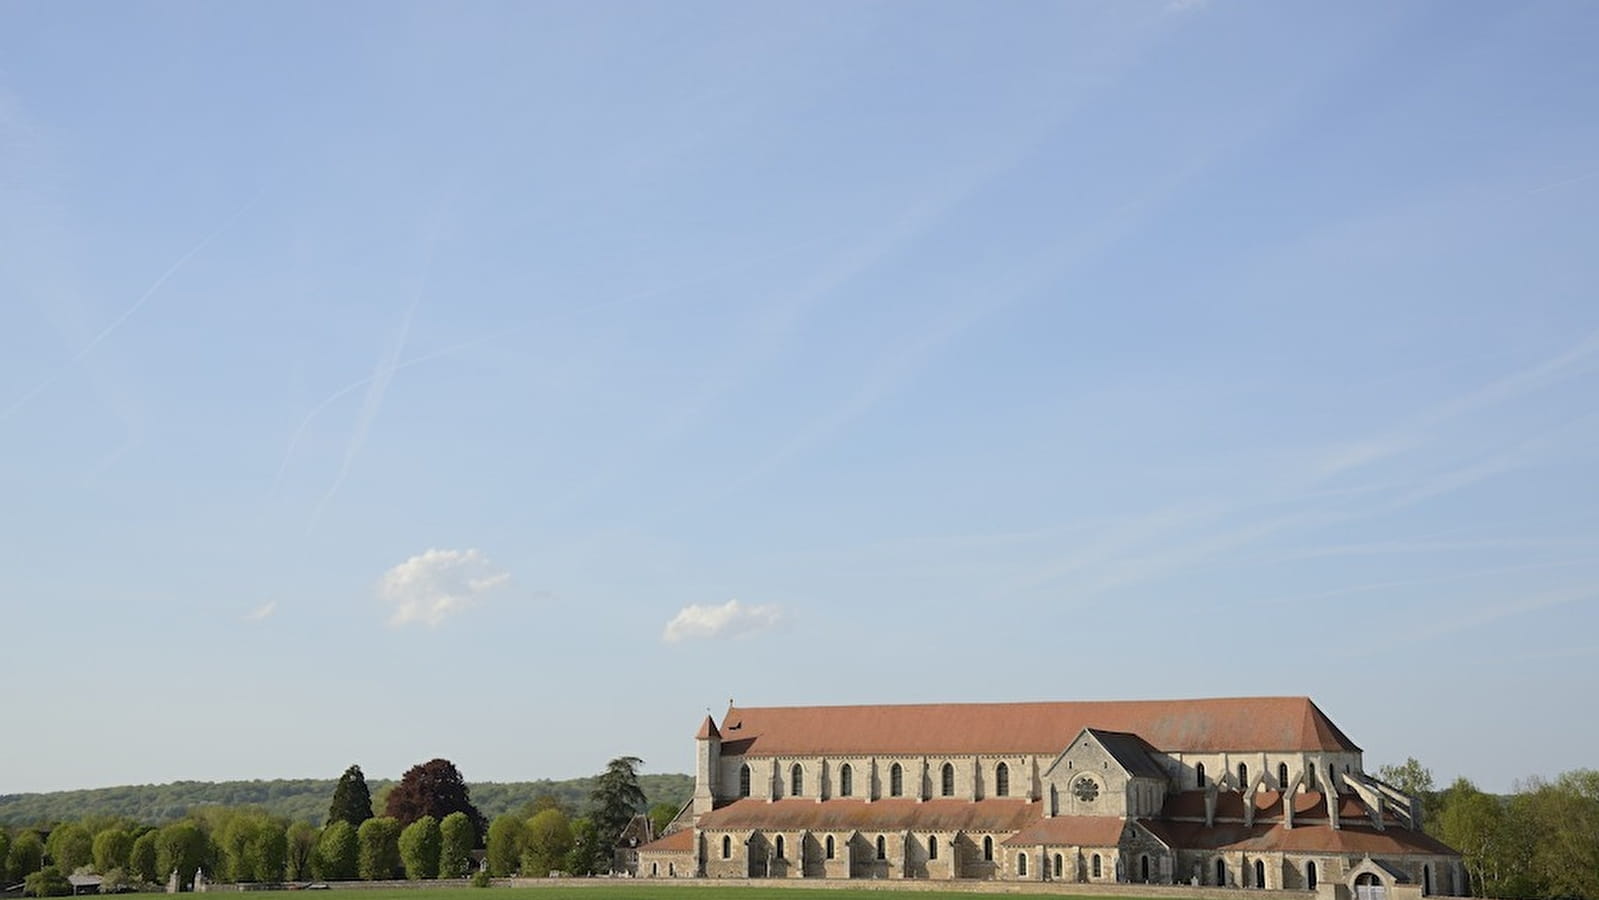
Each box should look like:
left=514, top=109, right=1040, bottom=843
left=0, top=774, right=693, bottom=827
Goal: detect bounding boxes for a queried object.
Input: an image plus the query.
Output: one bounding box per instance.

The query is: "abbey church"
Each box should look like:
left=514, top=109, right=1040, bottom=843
left=637, top=697, right=1462, bottom=900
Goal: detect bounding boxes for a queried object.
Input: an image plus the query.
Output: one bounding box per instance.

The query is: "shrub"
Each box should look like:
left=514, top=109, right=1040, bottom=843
left=25, top=865, right=70, bottom=897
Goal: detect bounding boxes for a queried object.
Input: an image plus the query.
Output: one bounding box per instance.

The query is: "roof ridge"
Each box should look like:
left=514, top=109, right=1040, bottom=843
left=728, top=696, right=1317, bottom=714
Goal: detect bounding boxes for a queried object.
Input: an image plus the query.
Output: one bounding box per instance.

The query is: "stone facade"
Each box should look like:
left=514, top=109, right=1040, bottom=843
left=638, top=697, right=1463, bottom=900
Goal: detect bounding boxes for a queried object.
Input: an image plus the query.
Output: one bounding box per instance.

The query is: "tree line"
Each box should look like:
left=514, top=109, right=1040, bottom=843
left=0, top=774, right=691, bottom=828
left=2, top=756, right=677, bottom=896
left=1378, top=759, right=1599, bottom=900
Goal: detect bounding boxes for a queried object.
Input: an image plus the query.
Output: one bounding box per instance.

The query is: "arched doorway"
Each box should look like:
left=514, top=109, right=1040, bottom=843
left=1424, top=865, right=1432, bottom=895
left=1356, top=872, right=1387, bottom=900
left=1216, top=859, right=1227, bottom=886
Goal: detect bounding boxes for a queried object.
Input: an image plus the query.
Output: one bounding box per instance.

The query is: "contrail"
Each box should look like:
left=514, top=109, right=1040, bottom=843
left=305, top=278, right=425, bottom=534
left=1, top=190, right=262, bottom=422
left=273, top=234, right=829, bottom=489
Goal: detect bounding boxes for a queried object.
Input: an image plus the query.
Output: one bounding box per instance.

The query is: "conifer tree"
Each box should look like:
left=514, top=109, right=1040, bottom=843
left=327, top=765, right=374, bottom=828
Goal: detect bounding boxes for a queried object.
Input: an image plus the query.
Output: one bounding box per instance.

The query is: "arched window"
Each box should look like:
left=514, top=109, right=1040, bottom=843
left=1307, top=861, right=1318, bottom=889
left=1141, top=855, right=1150, bottom=882
left=668, top=863, right=674, bottom=876
left=775, top=835, right=785, bottom=859
left=651, top=863, right=658, bottom=877
left=1092, top=854, right=1102, bottom=879
left=928, top=836, right=937, bottom=860
left=1255, top=859, right=1265, bottom=888
left=1308, top=762, right=1317, bottom=789
left=840, top=763, right=853, bottom=797
left=876, top=835, right=886, bottom=860
left=983, top=836, right=993, bottom=861
left=1054, top=854, right=1063, bottom=879
left=1196, top=763, right=1207, bottom=788
left=1279, top=763, right=1289, bottom=789
left=1238, top=763, right=1249, bottom=787
left=791, top=764, right=804, bottom=797
left=890, top=763, right=904, bottom=797
left=995, top=762, right=1010, bottom=797
left=739, top=764, right=751, bottom=797
left=1424, top=865, right=1432, bottom=895
left=825, top=835, right=834, bottom=859
left=1216, top=859, right=1227, bottom=886
left=942, top=763, right=956, bottom=796
left=1019, top=853, right=1028, bottom=877
left=722, top=836, right=732, bottom=859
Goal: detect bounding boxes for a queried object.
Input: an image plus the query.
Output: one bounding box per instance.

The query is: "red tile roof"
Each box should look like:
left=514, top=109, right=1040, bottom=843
left=1144, top=821, right=1457, bottom=856
left=1159, top=791, right=1403, bottom=825
left=637, top=828, right=694, bottom=853
left=718, top=697, right=1357, bottom=756
left=1002, top=816, right=1126, bottom=848
left=697, top=715, right=721, bottom=740
left=696, top=797, right=1039, bottom=834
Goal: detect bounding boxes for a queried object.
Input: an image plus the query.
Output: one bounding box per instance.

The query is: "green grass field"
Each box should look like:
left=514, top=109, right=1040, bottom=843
left=297, top=887, right=1155, bottom=900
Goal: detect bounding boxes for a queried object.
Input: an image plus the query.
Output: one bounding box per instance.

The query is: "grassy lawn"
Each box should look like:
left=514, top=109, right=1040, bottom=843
left=302, top=888, right=1158, bottom=900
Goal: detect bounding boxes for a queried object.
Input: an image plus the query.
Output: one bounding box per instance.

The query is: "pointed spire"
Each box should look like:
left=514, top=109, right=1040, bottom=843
left=696, top=714, right=722, bottom=740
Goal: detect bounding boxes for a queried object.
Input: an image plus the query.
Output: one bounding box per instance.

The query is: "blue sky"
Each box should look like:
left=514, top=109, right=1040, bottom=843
left=2, top=1, right=1596, bottom=796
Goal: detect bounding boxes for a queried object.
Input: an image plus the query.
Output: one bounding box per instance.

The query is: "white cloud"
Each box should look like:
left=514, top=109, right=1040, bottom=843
left=663, top=599, right=783, bottom=643
left=244, top=601, right=277, bottom=622
left=380, top=548, right=509, bottom=627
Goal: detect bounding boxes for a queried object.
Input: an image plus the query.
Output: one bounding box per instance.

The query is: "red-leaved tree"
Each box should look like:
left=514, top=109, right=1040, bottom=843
left=384, top=759, right=485, bottom=844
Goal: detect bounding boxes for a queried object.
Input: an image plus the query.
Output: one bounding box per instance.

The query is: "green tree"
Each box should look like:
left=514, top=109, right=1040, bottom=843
left=246, top=821, right=287, bottom=882
left=92, top=829, right=133, bottom=875
left=314, top=821, right=357, bottom=880
left=438, top=812, right=474, bottom=878
left=356, top=817, right=401, bottom=881
left=98, top=867, right=133, bottom=894
left=285, top=822, right=317, bottom=880
left=1378, top=757, right=1435, bottom=795
left=398, top=816, right=441, bottom=880
left=217, top=816, right=259, bottom=882
left=483, top=814, right=524, bottom=877
left=515, top=795, right=571, bottom=821
left=1515, top=771, right=1599, bottom=900
left=647, top=802, right=678, bottom=838
left=129, top=831, right=159, bottom=883
left=1378, top=756, right=1439, bottom=827
left=154, top=822, right=207, bottom=889
left=9, top=831, right=45, bottom=880
left=520, top=809, right=572, bottom=878
left=327, top=765, right=374, bottom=828
left=589, top=756, right=647, bottom=860
left=384, top=759, right=484, bottom=841
left=1438, top=778, right=1506, bottom=896
left=44, top=825, right=92, bottom=874
left=0, top=829, right=10, bottom=884
left=564, top=818, right=602, bottom=877
left=24, top=865, right=70, bottom=897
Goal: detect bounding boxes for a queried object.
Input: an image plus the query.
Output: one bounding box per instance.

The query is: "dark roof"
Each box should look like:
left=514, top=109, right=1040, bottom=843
left=1086, top=729, right=1167, bottom=778
left=718, top=697, right=1360, bottom=756
left=696, top=797, right=1038, bottom=834
left=615, top=814, right=654, bottom=848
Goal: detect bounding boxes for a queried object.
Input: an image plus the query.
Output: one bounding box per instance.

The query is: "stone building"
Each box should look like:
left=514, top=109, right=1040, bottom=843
left=637, top=697, right=1462, bottom=900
